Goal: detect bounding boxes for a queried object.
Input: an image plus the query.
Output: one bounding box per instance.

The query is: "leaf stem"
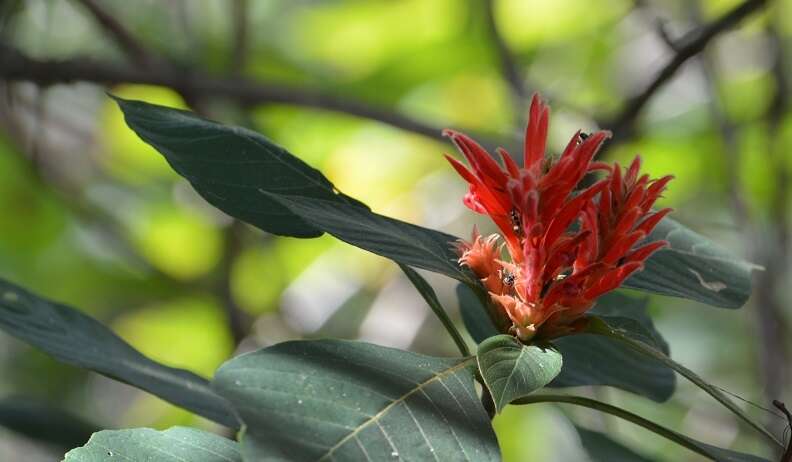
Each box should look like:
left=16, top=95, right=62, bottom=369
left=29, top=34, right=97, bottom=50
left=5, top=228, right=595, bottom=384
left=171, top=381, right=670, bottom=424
left=587, top=317, right=783, bottom=448
left=400, top=264, right=470, bottom=356
left=514, top=394, right=751, bottom=461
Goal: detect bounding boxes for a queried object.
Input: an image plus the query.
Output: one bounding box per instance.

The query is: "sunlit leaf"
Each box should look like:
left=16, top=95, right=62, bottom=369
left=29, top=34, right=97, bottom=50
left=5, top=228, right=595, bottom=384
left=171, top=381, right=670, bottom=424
left=477, top=335, right=562, bottom=412
left=212, top=340, right=500, bottom=461
left=63, top=427, right=240, bottom=462
left=0, top=278, right=236, bottom=428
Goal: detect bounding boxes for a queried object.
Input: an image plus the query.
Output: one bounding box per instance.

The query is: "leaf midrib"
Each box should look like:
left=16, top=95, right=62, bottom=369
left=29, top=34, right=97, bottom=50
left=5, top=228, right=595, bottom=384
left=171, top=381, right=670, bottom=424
left=316, top=357, right=476, bottom=462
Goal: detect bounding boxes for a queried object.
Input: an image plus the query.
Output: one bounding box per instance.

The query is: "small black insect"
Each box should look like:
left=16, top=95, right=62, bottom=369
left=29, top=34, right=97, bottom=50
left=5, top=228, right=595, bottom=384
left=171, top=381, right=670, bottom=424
left=501, top=271, right=516, bottom=287
left=579, top=132, right=590, bottom=143
left=509, top=209, right=522, bottom=235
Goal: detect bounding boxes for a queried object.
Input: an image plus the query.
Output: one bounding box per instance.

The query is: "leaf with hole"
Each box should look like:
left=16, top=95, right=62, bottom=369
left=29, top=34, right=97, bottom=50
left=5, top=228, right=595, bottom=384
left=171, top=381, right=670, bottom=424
left=477, top=335, right=562, bottom=412
left=211, top=339, right=500, bottom=461
left=0, top=278, right=236, bottom=428
left=63, top=427, right=241, bottom=461
left=624, top=217, right=756, bottom=308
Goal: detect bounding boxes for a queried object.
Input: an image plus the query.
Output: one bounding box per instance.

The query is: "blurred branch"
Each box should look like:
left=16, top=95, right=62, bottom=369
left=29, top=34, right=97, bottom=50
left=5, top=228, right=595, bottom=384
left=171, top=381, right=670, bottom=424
left=71, top=0, right=158, bottom=68
left=483, top=0, right=526, bottom=102
left=216, top=220, right=251, bottom=346
left=608, top=0, right=769, bottom=142
left=230, top=0, right=249, bottom=74
left=755, top=19, right=790, bottom=407
left=0, top=42, right=488, bottom=145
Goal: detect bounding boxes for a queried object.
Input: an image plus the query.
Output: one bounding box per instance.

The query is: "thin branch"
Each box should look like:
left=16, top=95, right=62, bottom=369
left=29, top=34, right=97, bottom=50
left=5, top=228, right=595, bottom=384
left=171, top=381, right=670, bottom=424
left=608, top=0, right=769, bottom=142
left=71, top=0, right=157, bottom=68
left=230, top=0, right=249, bottom=74
left=483, top=0, right=526, bottom=102
left=0, top=42, right=501, bottom=145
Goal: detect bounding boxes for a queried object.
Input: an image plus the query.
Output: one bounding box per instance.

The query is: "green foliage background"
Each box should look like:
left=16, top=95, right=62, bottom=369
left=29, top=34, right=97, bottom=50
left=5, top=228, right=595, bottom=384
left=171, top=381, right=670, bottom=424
left=0, top=0, right=790, bottom=460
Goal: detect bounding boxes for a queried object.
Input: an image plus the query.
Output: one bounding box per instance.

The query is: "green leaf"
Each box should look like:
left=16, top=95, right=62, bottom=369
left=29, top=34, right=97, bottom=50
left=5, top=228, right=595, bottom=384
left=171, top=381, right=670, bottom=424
left=550, top=292, right=676, bottom=402
left=266, top=193, right=470, bottom=282
left=0, top=278, right=236, bottom=428
left=457, top=283, right=499, bottom=344
left=458, top=289, right=676, bottom=402
left=575, top=426, right=656, bottom=462
left=0, top=398, right=99, bottom=451
left=477, top=335, right=562, bottom=412
left=63, top=427, right=241, bottom=461
left=212, top=340, right=500, bottom=461
left=112, top=96, right=368, bottom=238
left=587, top=317, right=783, bottom=449
left=517, top=394, right=771, bottom=462
left=624, top=217, right=756, bottom=308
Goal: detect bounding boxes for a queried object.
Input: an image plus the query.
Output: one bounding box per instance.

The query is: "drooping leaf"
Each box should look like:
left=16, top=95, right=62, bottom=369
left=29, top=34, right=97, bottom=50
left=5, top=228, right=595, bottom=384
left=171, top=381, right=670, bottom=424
left=624, top=217, right=756, bottom=308
left=477, top=335, right=562, bottom=412
left=575, top=426, right=656, bottom=462
left=112, top=96, right=368, bottom=238
left=587, top=317, right=783, bottom=449
left=518, top=394, right=771, bottom=462
left=0, top=278, right=236, bottom=428
left=550, top=292, right=676, bottom=402
left=63, top=427, right=241, bottom=462
left=0, top=398, right=99, bottom=451
left=212, top=340, right=500, bottom=461
left=265, top=193, right=470, bottom=282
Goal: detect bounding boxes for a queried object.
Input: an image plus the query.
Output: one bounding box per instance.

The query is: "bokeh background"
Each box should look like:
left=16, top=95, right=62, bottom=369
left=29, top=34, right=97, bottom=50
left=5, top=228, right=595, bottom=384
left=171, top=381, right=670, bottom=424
left=0, top=0, right=790, bottom=460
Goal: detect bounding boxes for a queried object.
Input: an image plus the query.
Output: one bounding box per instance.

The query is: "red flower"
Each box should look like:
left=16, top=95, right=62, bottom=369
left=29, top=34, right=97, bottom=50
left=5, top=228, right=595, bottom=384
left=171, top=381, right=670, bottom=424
left=447, top=94, right=672, bottom=341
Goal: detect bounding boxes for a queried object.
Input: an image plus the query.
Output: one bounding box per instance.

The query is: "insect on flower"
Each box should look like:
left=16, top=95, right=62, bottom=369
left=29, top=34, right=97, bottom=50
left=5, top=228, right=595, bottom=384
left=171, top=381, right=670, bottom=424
left=446, top=94, right=673, bottom=341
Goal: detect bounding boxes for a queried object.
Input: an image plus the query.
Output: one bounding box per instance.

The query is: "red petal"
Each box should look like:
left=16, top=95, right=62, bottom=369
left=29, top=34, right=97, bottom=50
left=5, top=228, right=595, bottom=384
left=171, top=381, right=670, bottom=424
left=497, top=147, right=521, bottom=178
left=583, top=262, right=642, bottom=299
left=635, top=208, right=672, bottom=236
left=624, top=240, right=667, bottom=263
left=543, top=181, right=606, bottom=249
left=525, top=93, right=549, bottom=171
left=602, top=230, right=646, bottom=265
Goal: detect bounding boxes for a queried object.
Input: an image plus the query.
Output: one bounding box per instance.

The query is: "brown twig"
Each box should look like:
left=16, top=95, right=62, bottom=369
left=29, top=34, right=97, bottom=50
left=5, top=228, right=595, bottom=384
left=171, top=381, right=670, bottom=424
left=483, top=0, right=526, bottom=102
left=608, top=0, right=769, bottom=143
left=71, top=0, right=158, bottom=68
left=230, top=0, right=249, bottom=75
left=0, top=42, right=494, bottom=145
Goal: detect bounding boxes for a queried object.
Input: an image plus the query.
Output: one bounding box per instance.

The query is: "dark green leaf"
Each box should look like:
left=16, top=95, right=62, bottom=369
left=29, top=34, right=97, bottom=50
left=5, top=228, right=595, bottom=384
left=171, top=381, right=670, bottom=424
left=457, top=283, right=499, bottom=344
left=0, top=398, right=99, bottom=451
left=265, top=193, right=470, bottom=282
left=0, top=278, right=236, bottom=428
left=112, top=96, right=367, bottom=238
left=575, top=426, right=656, bottom=462
left=625, top=217, right=756, bottom=308
left=212, top=340, right=500, bottom=461
left=63, top=427, right=241, bottom=461
left=518, top=394, right=771, bottom=462
left=477, top=335, right=562, bottom=412
left=550, top=293, right=676, bottom=402
left=588, top=317, right=782, bottom=448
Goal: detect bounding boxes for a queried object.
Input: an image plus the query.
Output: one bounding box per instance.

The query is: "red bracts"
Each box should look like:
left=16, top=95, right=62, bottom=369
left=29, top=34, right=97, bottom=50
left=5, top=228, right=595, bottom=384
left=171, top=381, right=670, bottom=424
left=449, top=94, right=673, bottom=341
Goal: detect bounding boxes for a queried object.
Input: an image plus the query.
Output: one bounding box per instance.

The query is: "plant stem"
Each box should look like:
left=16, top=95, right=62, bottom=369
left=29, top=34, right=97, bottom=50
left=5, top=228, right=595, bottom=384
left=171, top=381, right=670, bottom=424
left=587, top=317, right=783, bottom=448
left=399, top=264, right=471, bottom=356
left=515, top=394, right=743, bottom=461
